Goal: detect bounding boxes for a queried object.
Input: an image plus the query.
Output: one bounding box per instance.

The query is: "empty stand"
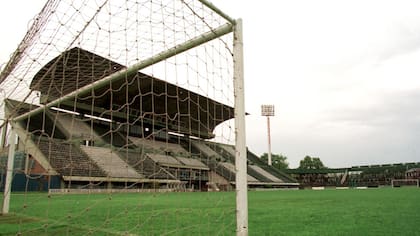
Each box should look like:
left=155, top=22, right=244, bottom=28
left=129, top=137, right=187, bottom=155
left=249, top=165, right=283, bottom=182
left=119, top=151, right=176, bottom=180
left=175, top=156, right=209, bottom=170
left=35, top=137, right=105, bottom=177
left=92, top=124, right=134, bottom=148
left=191, top=140, right=225, bottom=161
left=24, top=113, right=297, bottom=187
left=246, top=151, right=296, bottom=183
left=220, top=162, right=259, bottom=182
left=118, top=151, right=147, bottom=174
left=246, top=166, right=273, bottom=183
left=218, top=144, right=236, bottom=157
left=147, top=153, right=183, bottom=167
left=55, top=113, right=101, bottom=141
left=22, top=112, right=67, bottom=139
left=206, top=142, right=235, bottom=162
left=81, top=146, right=142, bottom=179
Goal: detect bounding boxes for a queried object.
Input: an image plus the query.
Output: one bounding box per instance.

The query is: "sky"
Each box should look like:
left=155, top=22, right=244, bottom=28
left=1, top=0, right=420, bottom=168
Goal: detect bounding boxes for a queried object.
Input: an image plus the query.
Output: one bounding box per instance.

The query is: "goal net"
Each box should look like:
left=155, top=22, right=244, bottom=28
left=0, top=0, right=246, bottom=234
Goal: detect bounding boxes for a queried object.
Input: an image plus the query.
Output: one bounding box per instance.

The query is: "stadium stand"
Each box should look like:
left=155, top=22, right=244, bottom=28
left=220, top=162, right=259, bottom=183
left=130, top=137, right=187, bottom=155
left=119, top=150, right=176, bottom=180
left=80, top=146, right=141, bottom=179
left=54, top=112, right=102, bottom=142
left=406, top=168, right=420, bottom=179
left=246, top=151, right=296, bottom=183
left=190, top=140, right=226, bottom=161
left=92, top=124, right=135, bottom=148
left=248, top=165, right=283, bottom=183
left=1, top=47, right=298, bottom=192
left=147, top=153, right=183, bottom=167
left=35, top=137, right=105, bottom=178
left=286, top=162, right=420, bottom=188
left=175, top=156, right=208, bottom=169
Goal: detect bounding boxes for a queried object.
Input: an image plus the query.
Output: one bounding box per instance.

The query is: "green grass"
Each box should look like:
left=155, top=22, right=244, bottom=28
left=0, top=188, right=419, bottom=235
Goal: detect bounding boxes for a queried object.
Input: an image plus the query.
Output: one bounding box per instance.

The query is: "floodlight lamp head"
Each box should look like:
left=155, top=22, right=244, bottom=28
left=261, top=104, right=274, bottom=116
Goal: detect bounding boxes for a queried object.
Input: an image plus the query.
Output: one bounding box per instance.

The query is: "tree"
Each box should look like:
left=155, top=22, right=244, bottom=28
left=298, top=155, right=325, bottom=169
left=260, top=153, right=289, bottom=169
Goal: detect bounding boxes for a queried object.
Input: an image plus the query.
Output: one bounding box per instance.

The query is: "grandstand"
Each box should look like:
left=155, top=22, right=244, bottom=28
left=1, top=48, right=298, bottom=192
left=286, top=162, right=420, bottom=188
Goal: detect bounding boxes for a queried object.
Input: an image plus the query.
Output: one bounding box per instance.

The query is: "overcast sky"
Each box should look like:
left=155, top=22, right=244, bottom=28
left=2, top=0, right=420, bottom=168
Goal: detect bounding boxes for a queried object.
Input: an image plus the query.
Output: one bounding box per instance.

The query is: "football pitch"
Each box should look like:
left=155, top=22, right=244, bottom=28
left=0, top=187, right=419, bottom=235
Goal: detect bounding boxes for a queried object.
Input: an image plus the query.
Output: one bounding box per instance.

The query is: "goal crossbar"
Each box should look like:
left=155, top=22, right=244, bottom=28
left=198, top=0, right=235, bottom=24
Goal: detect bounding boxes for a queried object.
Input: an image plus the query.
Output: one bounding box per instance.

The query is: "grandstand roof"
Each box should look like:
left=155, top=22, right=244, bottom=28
left=28, top=47, right=234, bottom=139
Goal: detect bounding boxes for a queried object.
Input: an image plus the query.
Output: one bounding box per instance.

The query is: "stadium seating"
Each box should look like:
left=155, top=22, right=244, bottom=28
left=191, top=140, right=226, bottom=161
left=119, top=150, right=176, bottom=180
left=248, top=165, right=283, bottom=183
left=129, top=137, right=188, bottom=155
left=80, top=146, right=142, bottom=179
left=246, top=151, right=297, bottom=183
left=147, top=153, right=183, bottom=166
left=2, top=45, right=299, bottom=191
left=7, top=102, right=297, bottom=189
left=55, top=113, right=101, bottom=141
left=35, top=137, right=105, bottom=177
left=219, top=162, right=259, bottom=182
left=175, top=156, right=208, bottom=169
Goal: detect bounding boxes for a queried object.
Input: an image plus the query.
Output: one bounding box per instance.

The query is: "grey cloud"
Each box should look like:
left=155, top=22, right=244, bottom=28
left=325, top=90, right=420, bottom=128
left=376, top=23, right=420, bottom=62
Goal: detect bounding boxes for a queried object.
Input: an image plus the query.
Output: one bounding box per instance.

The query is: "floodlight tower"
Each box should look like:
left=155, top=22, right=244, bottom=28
left=261, top=105, right=274, bottom=166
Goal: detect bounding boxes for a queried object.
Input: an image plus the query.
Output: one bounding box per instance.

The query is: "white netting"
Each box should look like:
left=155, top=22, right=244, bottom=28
left=0, top=0, right=241, bottom=234
left=0, top=0, right=233, bottom=104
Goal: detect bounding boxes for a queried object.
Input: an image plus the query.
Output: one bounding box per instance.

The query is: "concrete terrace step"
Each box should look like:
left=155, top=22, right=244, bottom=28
left=81, top=146, right=142, bottom=179
left=249, top=165, right=283, bottom=183
left=56, top=113, right=100, bottom=140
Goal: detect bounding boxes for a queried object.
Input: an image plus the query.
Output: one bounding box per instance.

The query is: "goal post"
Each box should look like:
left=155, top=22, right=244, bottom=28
left=1, top=128, right=16, bottom=214
left=233, top=18, right=248, bottom=236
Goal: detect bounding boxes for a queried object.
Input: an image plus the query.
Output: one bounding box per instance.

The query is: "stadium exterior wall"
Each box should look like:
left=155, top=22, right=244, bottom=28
left=0, top=173, right=61, bottom=192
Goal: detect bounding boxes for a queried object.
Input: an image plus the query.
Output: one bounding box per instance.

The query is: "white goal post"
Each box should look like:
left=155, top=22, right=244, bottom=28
left=391, top=179, right=419, bottom=188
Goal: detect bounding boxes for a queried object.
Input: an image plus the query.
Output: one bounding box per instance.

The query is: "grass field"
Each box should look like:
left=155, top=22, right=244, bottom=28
left=1, top=187, right=419, bottom=235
